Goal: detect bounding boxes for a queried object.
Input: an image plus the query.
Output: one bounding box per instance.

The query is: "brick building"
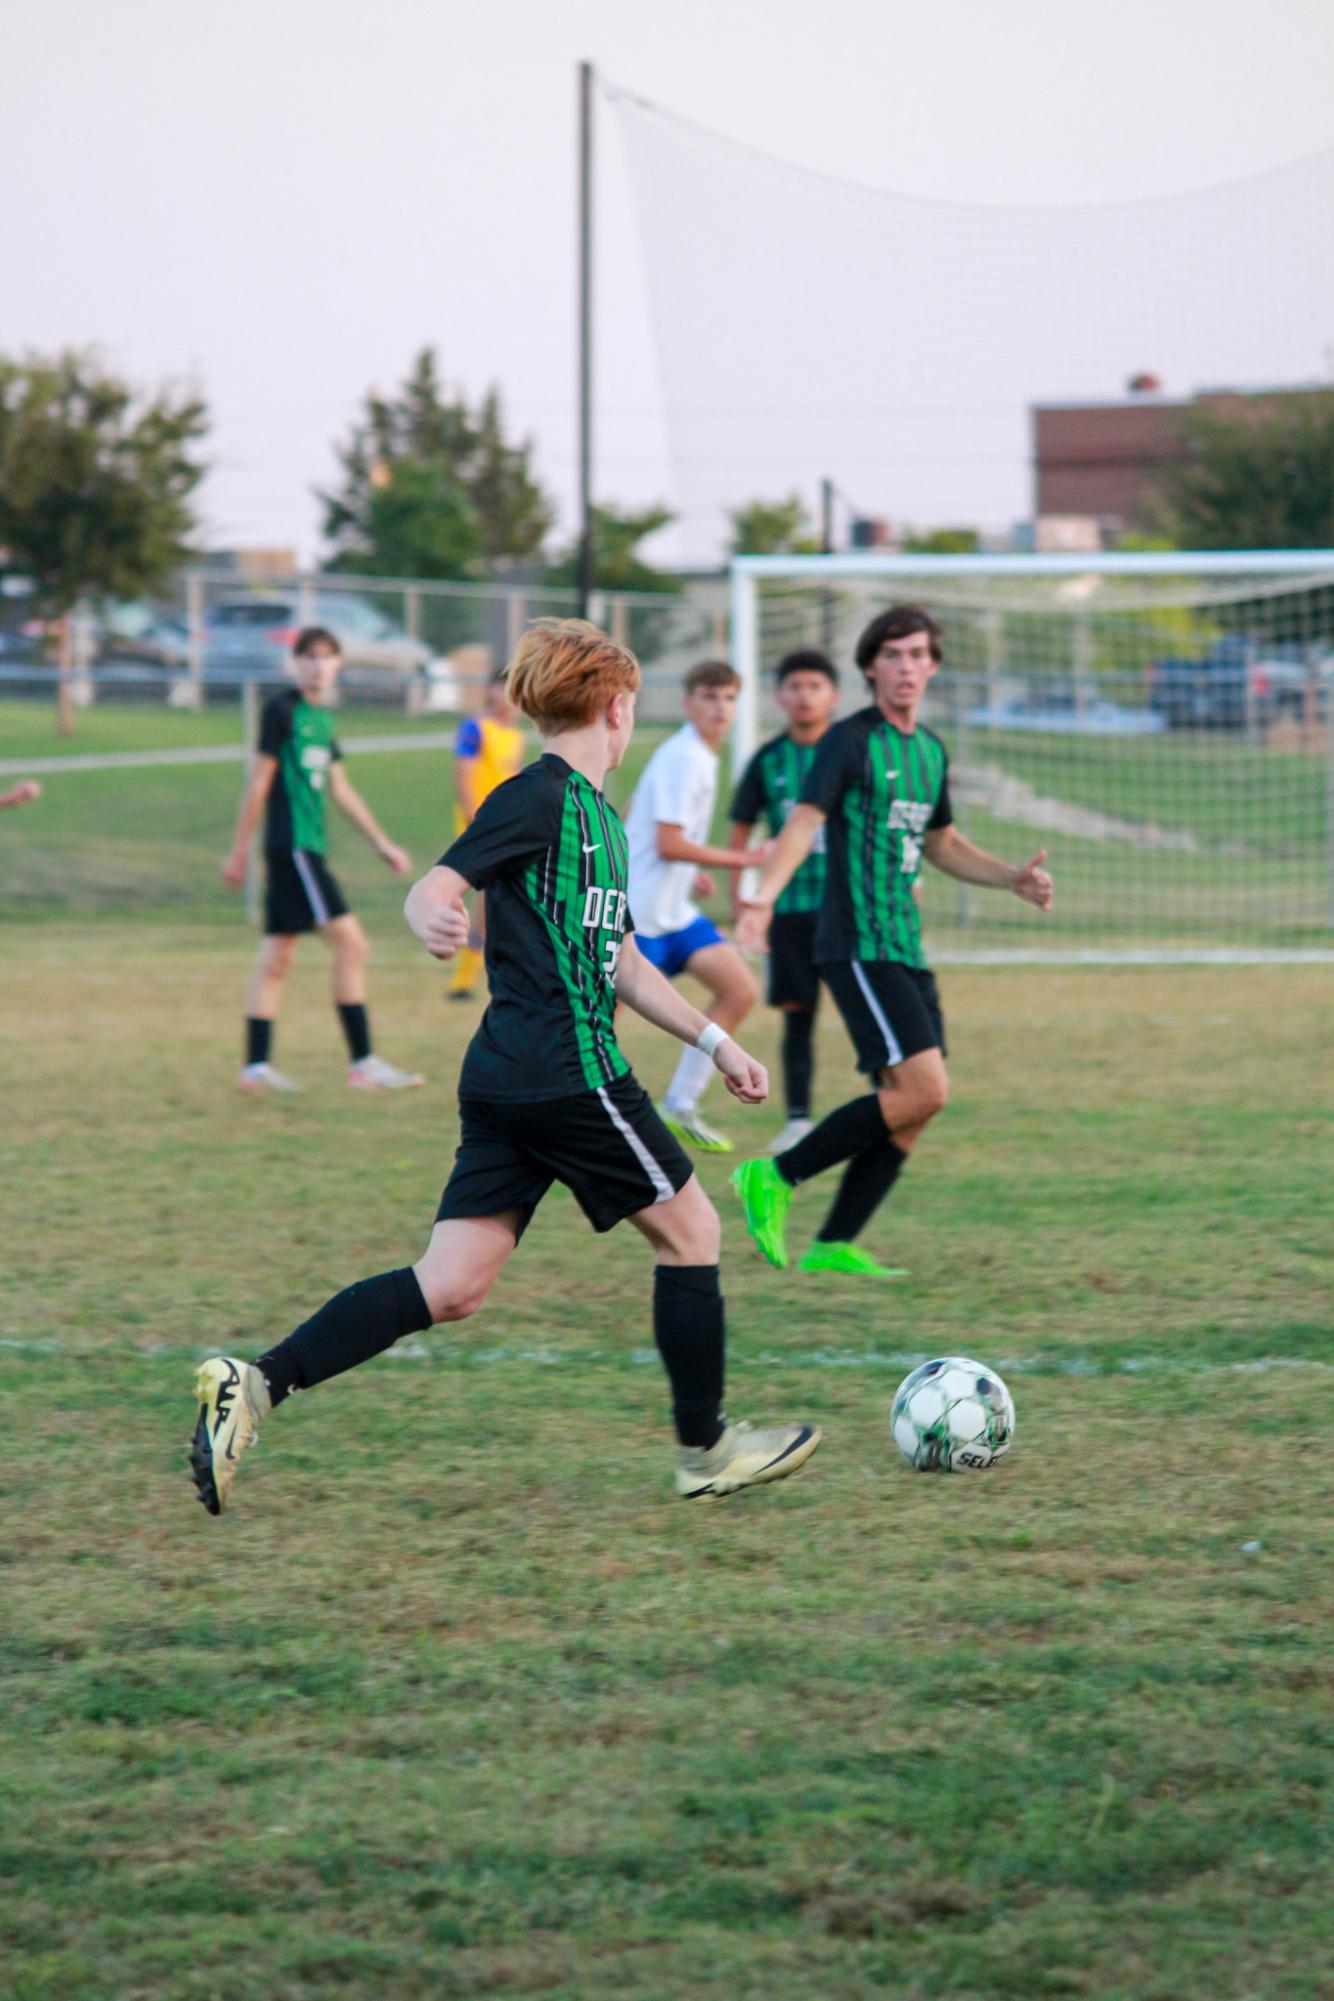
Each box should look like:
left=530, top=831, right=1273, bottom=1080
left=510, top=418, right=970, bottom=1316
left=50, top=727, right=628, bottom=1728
left=1031, top=381, right=1318, bottom=545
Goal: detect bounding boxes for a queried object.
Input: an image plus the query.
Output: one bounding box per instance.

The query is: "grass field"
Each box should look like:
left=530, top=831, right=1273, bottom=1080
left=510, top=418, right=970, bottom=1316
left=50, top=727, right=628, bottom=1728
left=4, top=693, right=1329, bottom=947
left=2, top=700, right=1332, bottom=1997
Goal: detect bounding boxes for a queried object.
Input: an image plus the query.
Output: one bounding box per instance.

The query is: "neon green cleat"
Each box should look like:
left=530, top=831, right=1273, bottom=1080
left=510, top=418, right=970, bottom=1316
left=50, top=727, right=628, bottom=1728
left=798, top=1241, right=908, bottom=1278
left=730, top=1156, right=794, bottom=1269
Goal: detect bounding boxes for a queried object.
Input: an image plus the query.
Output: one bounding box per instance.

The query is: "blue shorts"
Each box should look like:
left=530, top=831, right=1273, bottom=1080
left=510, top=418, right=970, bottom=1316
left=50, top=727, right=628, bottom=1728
left=634, top=915, right=726, bottom=979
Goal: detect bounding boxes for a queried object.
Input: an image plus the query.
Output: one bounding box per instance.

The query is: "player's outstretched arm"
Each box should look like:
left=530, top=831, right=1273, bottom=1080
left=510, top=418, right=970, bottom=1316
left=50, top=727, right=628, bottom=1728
left=222, top=755, right=276, bottom=887
left=726, top=820, right=758, bottom=917
left=404, top=864, right=471, bottom=959
left=330, top=765, right=411, bottom=874
left=615, top=936, right=767, bottom=1103
left=925, top=827, right=1053, bottom=911
left=655, top=822, right=773, bottom=873
left=0, top=780, right=41, bottom=811
left=735, top=803, right=825, bottom=949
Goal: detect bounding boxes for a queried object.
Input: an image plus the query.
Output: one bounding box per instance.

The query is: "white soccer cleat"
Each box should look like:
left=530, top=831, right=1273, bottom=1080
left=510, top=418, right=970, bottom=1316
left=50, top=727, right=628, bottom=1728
left=658, top=1101, right=733, bottom=1154
left=676, top=1419, right=822, bottom=1499
left=767, top=1116, right=814, bottom=1154
left=348, top=1054, right=425, bottom=1090
left=189, top=1357, right=269, bottom=1515
left=238, top=1062, right=299, bottom=1093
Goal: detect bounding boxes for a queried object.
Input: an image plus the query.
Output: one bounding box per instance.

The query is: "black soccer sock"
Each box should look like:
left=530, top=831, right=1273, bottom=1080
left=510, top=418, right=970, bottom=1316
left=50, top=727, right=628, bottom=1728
left=246, top=1017, right=273, bottom=1067
left=653, top=1263, right=726, bottom=1450
left=780, top=1008, right=815, bottom=1121
left=254, top=1266, right=432, bottom=1406
left=776, top=1093, right=886, bottom=1186
left=337, top=1002, right=372, bottom=1064
left=817, top=1138, right=908, bottom=1243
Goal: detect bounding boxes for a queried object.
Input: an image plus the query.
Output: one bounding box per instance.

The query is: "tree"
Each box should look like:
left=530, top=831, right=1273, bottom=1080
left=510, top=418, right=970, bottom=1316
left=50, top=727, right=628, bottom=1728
left=1152, top=390, right=1334, bottom=549
left=900, top=526, right=980, bottom=555
left=321, top=349, right=553, bottom=577
left=728, top=493, right=819, bottom=556
left=0, top=349, right=208, bottom=733
left=546, top=504, right=681, bottom=594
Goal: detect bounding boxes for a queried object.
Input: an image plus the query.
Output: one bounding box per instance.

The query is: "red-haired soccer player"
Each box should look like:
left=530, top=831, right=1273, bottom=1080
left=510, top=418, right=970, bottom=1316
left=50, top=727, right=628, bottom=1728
left=191, top=619, right=820, bottom=1512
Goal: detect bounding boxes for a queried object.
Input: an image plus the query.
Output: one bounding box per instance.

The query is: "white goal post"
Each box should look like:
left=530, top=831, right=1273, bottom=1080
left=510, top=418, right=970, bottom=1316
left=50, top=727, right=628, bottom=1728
left=729, top=552, right=1334, bottom=964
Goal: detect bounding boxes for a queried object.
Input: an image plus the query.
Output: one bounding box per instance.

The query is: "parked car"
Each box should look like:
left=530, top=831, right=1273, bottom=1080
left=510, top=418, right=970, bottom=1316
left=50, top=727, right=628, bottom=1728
left=965, top=684, right=1165, bottom=736
left=108, top=591, right=460, bottom=707
left=1148, top=636, right=1330, bottom=730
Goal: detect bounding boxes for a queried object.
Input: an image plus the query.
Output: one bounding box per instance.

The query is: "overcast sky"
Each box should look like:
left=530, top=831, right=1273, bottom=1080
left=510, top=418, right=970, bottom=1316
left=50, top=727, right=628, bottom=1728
left=5, top=0, right=1333, bottom=565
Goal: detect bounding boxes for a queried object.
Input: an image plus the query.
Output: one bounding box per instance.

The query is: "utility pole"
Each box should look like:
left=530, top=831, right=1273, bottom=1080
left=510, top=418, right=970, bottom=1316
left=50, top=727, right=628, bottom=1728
left=820, top=476, right=836, bottom=652
left=576, top=60, right=595, bottom=619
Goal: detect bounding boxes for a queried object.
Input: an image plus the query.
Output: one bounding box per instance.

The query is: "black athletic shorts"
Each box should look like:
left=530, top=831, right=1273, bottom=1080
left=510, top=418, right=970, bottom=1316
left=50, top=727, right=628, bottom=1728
left=820, top=959, right=946, bottom=1076
left=264, top=849, right=350, bottom=935
left=436, top=1073, right=693, bottom=1239
left=768, top=909, right=821, bottom=1011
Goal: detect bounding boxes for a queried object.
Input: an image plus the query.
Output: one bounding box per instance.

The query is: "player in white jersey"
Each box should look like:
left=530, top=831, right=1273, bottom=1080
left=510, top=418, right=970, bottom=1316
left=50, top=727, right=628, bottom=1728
left=625, top=660, right=770, bottom=1153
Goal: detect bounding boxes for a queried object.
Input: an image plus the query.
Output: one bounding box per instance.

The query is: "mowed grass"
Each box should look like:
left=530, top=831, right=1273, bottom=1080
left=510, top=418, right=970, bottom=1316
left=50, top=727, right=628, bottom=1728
left=2, top=915, right=1331, bottom=1998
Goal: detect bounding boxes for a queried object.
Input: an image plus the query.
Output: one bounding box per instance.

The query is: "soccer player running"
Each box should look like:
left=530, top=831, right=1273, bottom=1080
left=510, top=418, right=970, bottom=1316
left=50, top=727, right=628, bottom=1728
left=190, top=618, right=820, bottom=1514
left=727, top=648, right=840, bottom=1153
left=734, top=604, right=1053, bottom=1277
left=222, top=625, right=423, bottom=1093
left=446, top=662, right=525, bottom=1000
left=624, top=660, right=770, bottom=1155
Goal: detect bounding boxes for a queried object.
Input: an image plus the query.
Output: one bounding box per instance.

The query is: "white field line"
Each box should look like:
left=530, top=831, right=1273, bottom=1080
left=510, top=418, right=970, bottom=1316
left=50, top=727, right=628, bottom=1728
left=0, top=732, right=453, bottom=777
left=1, top=1336, right=1328, bottom=1380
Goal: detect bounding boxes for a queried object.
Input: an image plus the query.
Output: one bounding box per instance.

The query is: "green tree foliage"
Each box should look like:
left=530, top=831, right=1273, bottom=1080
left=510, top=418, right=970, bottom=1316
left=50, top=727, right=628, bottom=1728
left=1153, top=390, right=1334, bottom=549
left=728, top=493, right=819, bottom=556
left=546, top=504, right=681, bottom=594
left=0, top=349, right=207, bottom=612
left=321, top=349, right=553, bottom=578
left=900, top=526, right=980, bottom=554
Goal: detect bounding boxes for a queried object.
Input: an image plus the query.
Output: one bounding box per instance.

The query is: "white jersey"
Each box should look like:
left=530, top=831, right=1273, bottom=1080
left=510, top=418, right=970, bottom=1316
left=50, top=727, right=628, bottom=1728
left=625, top=722, right=719, bottom=937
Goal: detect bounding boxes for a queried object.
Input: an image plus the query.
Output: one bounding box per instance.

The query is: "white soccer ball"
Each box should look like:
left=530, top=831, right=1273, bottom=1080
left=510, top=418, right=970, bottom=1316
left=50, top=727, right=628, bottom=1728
left=890, top=1356, right=1015, bottom=1472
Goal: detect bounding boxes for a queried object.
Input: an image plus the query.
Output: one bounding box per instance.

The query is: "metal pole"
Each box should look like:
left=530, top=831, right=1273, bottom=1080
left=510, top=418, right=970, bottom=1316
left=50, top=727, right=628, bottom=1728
left=730, top=563, right=758, bottom=771
left=576, top=60, right=594, bottom=620
left=820, top=477, right=835, bottom=653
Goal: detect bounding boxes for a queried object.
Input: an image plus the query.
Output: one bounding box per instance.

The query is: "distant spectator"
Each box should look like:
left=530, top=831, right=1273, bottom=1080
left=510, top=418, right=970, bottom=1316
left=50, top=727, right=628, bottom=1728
left=447, top=664, right=525, bottom=1000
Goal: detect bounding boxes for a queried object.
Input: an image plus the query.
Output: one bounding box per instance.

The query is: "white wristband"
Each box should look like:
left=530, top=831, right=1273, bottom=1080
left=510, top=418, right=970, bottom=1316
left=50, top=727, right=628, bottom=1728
left=695, top=1021, right=727, bottom=1060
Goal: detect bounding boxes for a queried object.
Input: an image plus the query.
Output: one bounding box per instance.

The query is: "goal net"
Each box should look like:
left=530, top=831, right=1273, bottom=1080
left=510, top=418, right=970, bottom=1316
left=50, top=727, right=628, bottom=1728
left=730, top=553, right=1334, bottom=963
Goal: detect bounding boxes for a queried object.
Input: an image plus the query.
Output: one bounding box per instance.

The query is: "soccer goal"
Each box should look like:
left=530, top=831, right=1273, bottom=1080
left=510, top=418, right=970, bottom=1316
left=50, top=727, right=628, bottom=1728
left=730, top=552, right=1334, bottom=963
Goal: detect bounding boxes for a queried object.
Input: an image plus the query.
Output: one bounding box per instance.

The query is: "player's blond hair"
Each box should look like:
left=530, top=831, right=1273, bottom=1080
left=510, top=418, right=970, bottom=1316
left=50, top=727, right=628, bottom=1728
left=505, top=618, right=640, bottom=734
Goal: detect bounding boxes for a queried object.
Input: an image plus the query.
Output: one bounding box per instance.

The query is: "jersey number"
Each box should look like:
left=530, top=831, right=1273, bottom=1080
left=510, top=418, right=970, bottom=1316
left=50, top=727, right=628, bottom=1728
left=900, top=835, right=922, bottom=874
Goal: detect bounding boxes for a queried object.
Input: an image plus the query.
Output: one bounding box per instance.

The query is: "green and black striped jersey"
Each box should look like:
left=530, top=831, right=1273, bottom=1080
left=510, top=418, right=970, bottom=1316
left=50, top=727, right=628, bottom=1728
left=801, top=705, right=952, bottom=969
left=729, top=731, right=826, bottom=915
left=260, top=689, right=342, bottom=856
left=440, top=753, right=634, bottom=1100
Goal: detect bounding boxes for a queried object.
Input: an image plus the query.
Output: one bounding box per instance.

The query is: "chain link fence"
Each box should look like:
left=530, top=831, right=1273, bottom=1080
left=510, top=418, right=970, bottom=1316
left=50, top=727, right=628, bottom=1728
left=0, top=572, right=728, bottom=726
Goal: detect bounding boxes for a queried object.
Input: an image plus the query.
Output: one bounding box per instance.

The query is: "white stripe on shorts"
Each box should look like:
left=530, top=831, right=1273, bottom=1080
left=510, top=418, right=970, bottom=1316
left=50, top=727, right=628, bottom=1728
left=292, top=848, right=331, bottom=926
left=597, top=1086, right=676, bottom=1205
left=852, top=960, right=903, bottom=1067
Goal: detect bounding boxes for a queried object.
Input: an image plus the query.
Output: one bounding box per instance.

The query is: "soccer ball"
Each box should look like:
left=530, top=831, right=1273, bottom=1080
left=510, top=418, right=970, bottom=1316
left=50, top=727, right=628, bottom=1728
left=890, top=1357, right=1015, bottom=1472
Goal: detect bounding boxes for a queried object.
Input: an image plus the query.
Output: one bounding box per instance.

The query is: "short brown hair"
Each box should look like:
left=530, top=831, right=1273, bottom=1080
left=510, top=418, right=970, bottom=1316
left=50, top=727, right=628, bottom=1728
left=855, top=605, right=943, bottom=673
left=684, top=658, right=741, bottom=695
left=293, top=625, right=341, bottom=658
left=506, top=617, right=640, bottom=734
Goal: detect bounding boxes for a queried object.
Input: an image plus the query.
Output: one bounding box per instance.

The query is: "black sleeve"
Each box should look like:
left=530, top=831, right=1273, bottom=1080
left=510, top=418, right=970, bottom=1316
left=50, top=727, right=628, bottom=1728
left=258, top=696, right=291, bottom=758
left=728, top=748, right=766, bottom=826
left=331, top=737, right=344, bottom=764
left=929, top=766, right=953, bottom=831
left=438, top=772, right=556, bottom=889
left=800, top=721, right=859, bottom=815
